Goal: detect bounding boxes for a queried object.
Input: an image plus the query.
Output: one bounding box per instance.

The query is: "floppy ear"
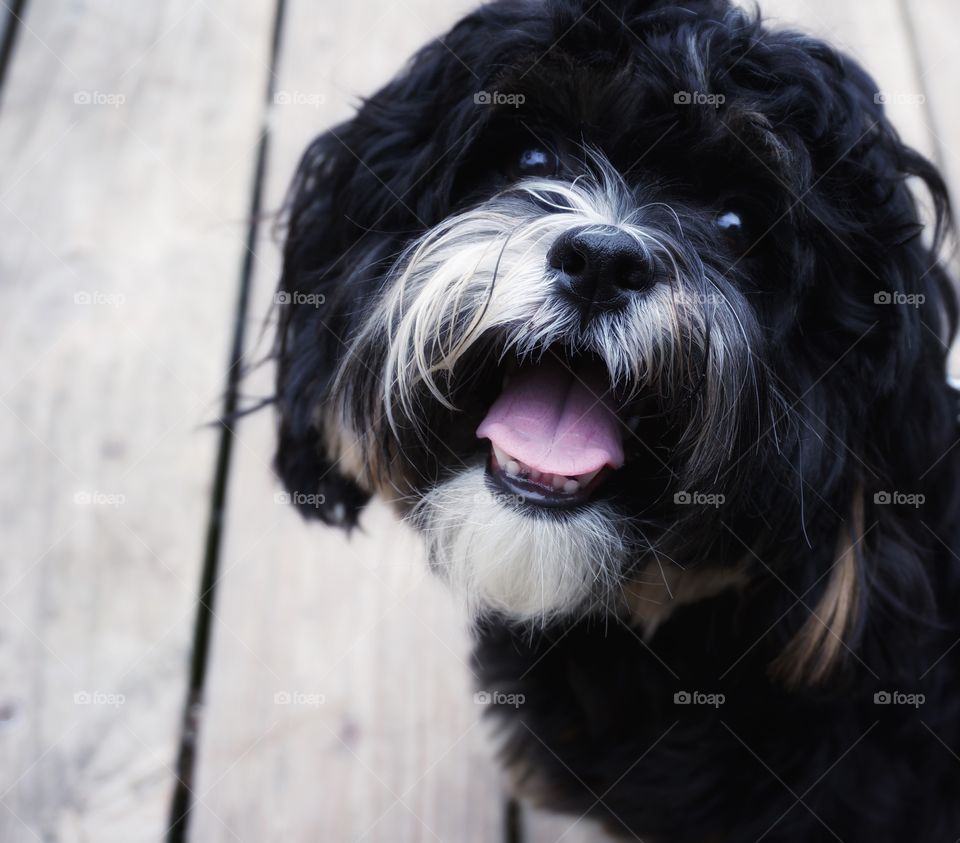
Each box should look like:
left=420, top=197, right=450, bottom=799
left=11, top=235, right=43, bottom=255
left=272, top=124, right=376, bottom=530
left=772, top=41, right=957, bottom=387
left=272, top=21, right=493, bottom=528
left=757, top=37, right=959, bottom=686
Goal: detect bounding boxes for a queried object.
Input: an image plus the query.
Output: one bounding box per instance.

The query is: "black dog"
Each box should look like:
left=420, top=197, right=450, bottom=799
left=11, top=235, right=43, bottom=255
left=271, top=1, right=960, bottom=839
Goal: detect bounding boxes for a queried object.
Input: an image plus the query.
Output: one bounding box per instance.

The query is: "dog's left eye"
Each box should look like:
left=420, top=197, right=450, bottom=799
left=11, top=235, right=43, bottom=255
left=515, top=147, right=558, bottom=177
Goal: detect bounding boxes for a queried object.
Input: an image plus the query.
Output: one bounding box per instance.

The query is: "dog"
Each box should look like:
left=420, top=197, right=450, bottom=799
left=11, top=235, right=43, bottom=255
left=271, top=1, right=960, bottom=839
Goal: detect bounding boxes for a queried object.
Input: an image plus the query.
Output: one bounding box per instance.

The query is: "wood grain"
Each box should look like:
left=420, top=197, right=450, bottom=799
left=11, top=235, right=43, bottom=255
left=188, top=1, right=508, bottom=840
left=0, top=1, right=274, bottom=839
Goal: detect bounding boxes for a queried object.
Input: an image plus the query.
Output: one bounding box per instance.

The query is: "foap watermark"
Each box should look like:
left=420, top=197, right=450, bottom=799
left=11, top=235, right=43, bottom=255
left=74, top=90, right=126, bottom=108
left=274, top=90, right=326, bottom=108
left=474, top=690, right=525, bottom=709
left=473, top=90, right=525, bottom=108
left=874, top=690, right=925, bottom=708
left=74, top=690, right=125, bottom=708
left=874, top=91, right=926, bottom=107
left=874, top=291, right=925, bottom=308
left=675, top=290, right=727, bottom=307
left=274, top=691, right=326, bottom=708
left=275, top=291, right=325, bottom=308
left=674, top=490, right=725, bottom=508
left=674, top=90, right=725, bottom=108
left=74, top=490, right=126, bottom=508
left=874, top=491, right=924, bottom=508
left=274, top=490, right=326, bottom=510
left=472, top=489, right=526, bottom=508
left=74, top=290, right=125, bottom=307
left=674, top=690, right=725, bottom=708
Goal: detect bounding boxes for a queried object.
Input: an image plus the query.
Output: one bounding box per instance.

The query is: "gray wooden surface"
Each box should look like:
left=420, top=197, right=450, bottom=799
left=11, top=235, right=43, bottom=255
left=0, top=1, right=956, bottom=841
left=0, top=1, right=276, bottom=840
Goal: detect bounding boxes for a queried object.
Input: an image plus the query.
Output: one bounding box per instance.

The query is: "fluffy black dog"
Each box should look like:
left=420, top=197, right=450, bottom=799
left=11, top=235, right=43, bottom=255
left=272, top=1, right=960, bottom=839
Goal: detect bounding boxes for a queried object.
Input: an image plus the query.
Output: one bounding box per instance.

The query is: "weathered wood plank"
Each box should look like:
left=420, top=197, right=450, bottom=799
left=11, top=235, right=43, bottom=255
left=905, top=0, right=960, bottom=208
left=0, top=0, right=275, bottom=839
left=189, top=1, right=507, bottom=841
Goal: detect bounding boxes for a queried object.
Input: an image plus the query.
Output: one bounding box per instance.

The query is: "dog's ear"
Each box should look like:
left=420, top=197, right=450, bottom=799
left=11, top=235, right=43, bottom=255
left=753, top=35, right=959, bottom=686
left=753, top=36, right=957, bottom=389
left=840, top=67, right=955, bottom=395
left=272, top=125, right=376, bottom=530
left=273, top=418, right=370, bottom=530
left=272, top=21, right=494, bottom=528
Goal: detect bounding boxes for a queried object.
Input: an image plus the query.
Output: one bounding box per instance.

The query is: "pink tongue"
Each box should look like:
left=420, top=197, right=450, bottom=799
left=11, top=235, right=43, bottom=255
left=476, top=358, right=624, bottom=476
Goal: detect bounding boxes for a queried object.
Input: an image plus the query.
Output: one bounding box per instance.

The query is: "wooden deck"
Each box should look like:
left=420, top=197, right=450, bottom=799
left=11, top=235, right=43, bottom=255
left=0, top=1, right=957, bottom=841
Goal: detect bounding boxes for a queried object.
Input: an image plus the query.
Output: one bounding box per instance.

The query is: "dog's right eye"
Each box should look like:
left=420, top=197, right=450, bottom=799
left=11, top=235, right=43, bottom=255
left=716, top=210, right=744, bottom=231
left=513, top=147, right=559, bottom=178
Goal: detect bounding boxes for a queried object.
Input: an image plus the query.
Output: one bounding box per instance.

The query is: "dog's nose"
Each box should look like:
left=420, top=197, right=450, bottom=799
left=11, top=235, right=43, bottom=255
left=548, top=229, right=656, bottom=310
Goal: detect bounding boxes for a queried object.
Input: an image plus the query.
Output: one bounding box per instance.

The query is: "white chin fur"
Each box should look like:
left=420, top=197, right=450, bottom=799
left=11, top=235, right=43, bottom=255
left=411, top=467, right=626, bottom=622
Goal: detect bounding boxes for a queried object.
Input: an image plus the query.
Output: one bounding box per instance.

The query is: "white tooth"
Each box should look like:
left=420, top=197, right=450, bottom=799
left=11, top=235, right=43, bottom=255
left=528, top=470, right=541, bottom=482
left=563, top=479, right=581, bottom=494
left=505, top=460, right=521, bottom=476
left=492, top=445, right=509, bottom=467
left=578, top=469, right=601, bottom=487
left=552, top=475, right=567, bottom=491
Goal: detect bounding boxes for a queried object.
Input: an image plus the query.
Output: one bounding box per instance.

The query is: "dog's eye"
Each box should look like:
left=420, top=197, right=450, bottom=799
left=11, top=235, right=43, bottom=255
left=515, top=147, right=558, bottom=178
left=715, top=210, right=744, bottom=232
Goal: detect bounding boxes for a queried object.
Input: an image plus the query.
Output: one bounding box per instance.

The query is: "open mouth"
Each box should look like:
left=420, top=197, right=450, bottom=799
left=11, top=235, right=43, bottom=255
left=476, top=354, right=638, bottom=508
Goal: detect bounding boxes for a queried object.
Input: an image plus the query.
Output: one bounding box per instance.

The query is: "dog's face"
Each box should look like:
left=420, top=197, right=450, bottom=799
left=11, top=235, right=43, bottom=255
left=274, top=0, right=955, bottom=659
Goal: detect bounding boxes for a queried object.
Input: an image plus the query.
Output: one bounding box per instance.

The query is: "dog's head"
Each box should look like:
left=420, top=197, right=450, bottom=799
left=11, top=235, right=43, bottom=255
left=273, top=0, right=957, bottom=680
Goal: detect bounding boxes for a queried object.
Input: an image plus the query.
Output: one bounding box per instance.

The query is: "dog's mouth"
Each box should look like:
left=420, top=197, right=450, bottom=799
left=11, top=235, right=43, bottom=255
left=475, top=355, right=639, bottom=508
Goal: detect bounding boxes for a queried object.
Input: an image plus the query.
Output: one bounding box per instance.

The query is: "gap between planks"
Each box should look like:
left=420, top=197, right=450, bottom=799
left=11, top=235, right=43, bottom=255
left=166, top=0, right=289, bottom=840
left=0, top=0, right=28, bottom=103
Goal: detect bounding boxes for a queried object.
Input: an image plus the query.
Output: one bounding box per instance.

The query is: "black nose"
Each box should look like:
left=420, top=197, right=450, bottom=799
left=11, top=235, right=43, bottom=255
left=547, top=228, right=656, bottom=311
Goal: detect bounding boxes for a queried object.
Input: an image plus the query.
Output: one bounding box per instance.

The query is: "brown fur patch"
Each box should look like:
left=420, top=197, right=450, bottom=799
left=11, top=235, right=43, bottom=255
left=770, top=494, right=865, bottom=687
left=624, top=563, right=748, bottom=637
left=320, top=405, right=418, bottom=513
left=320, top=408, right=371, bottom=488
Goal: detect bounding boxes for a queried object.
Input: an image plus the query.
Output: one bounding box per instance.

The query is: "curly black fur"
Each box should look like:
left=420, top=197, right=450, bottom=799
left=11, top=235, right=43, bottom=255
left=272, top=1, right=960, bottom=839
